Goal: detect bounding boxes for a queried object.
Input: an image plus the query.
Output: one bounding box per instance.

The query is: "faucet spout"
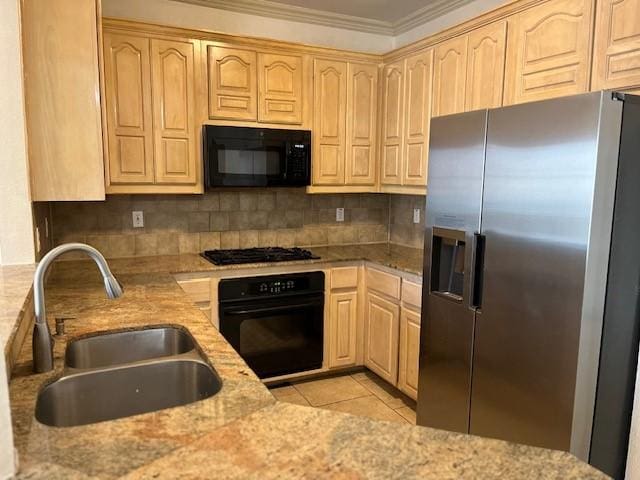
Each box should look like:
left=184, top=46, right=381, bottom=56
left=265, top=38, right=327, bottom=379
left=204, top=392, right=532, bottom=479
left=32, top=243, right=124, bottom=373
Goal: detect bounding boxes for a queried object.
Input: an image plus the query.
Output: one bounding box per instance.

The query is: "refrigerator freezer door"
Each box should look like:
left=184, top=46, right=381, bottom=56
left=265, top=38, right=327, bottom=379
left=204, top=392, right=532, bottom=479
left=417, top=110, right=487, bottom=432
left=469, top=93, right=617, bottom=452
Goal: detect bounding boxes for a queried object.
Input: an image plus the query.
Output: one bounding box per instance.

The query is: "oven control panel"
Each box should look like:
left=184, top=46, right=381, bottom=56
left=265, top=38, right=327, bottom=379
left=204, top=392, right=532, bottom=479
left=257, top=279, right=296, bottom=294
left=219, top=271, right=325, bottom=301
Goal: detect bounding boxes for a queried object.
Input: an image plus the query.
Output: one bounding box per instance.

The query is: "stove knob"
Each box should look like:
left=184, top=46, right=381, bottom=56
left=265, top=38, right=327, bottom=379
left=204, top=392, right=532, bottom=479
left=259, top=283, right=267, bottom=292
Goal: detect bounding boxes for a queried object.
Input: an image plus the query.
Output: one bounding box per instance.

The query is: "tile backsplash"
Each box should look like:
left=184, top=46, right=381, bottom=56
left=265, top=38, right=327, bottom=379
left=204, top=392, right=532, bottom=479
left=389, top=195, right=426, bottom=249
left=51, top=189, right=390, bottom=258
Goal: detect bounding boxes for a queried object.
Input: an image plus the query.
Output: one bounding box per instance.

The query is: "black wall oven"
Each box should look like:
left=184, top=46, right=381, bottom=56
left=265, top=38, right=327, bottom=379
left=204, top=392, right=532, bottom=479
left=218, top=272, right=324, bottom=379
left=204, top=125, right=311, bottom=188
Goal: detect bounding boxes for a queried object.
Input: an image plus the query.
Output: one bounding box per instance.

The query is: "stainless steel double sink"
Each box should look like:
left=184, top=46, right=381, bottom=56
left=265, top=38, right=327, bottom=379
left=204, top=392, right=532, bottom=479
left=35, top=326, right=222, bottom=427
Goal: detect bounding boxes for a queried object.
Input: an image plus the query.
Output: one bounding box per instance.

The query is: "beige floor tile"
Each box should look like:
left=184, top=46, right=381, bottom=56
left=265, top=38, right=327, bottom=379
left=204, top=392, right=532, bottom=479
left=351, top=371, right=415, bottom=409
left=323, top=395, right=408, bottom=424
left=269, top=385, right=310, bottom=407
left=395, top=406, right=417, bottom=424
left=292, top=375, right=370, bottom=407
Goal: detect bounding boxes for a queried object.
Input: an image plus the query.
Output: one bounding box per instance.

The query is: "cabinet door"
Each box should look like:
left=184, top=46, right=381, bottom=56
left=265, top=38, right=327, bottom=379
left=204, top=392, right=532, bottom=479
left=329, top=291, right=358, bottom=368
left=592, top=0, right=640, bottom=90
left=313, top=59, right=347, bottom=185
left=398, top=308, right=421, bottom=400
left=381, top=60, right=405, bottom=185
left=103, top=33, right=154, bottom=185
left=22, top=0, right=106, bottom=200
left=364, top=292, right=400, bottom=385
left=466, top=21, right=507, bottom=111
left=403, top=50, right=433, bottom=187
left=432, top=36, right=468, bottom=117
left=503, top=0, right=594, bottom=105
left=208, top=46, right=257, bottom=121
left=345, top=62, right=378, bottom=186
left=150, top=39, right=197, bottom=185
left=258, top=53, right=303, bottom=124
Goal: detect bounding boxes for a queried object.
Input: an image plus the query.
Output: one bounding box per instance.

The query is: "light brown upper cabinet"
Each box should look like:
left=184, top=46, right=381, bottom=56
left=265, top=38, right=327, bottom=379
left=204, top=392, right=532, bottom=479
left=465, top=21, right=508, bottom=111
left=381, top=51, right=433, bottom=191
left=103, top=31, right=201, bottom=193
left=151, top=39, right=198, bottom=185
left=592, top=0, right=640, bottom=91
left=258, top=53, right=303, bottom=124
left=103, top=33, right=154, bottom=185
left=22, top=0, right=105, bottom=201
left=503, top=0, right=595, bottom=105
left=345, top=62, right=378, bottom=186
left=208, top=46, right=257, bottom=121
left=403, top=50, right=433, bottom=186
left=432, top=36, right=468, bottom=117
left=381, top=60, right=406, bottom=186
left=313, top=59, right=347, bottom=185
left=311, top=58, right=377, bottom=189
left=432, top=21, right=506, bottom=117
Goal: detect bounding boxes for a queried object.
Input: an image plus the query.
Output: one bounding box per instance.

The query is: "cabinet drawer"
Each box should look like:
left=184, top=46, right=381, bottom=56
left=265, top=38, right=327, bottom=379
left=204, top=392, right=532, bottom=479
left=177, top=278, right=211, bottom=303
left=331, top=266, right=359, bottom=290
left=366, top=268, right=401, bottom=300
left=401, top=280, right=422, bottom=310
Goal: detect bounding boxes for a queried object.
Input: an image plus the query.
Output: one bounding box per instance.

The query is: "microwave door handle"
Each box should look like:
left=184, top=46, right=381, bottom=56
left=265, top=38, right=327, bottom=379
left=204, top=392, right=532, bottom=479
left=283, top=141, right=291, bottom=180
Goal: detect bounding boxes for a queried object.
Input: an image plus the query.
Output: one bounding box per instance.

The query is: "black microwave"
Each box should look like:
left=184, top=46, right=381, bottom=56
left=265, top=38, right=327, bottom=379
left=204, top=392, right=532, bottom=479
left=203, top=125, right=311, bottom=188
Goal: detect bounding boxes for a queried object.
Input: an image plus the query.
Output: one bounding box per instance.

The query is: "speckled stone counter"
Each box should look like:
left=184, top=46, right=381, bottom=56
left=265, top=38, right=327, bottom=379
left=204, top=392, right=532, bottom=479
left=0, top=264, right=35, bottom=371
left=8, top=247, right=609, bottom=479
left=45, top=243, right=424, bottom=277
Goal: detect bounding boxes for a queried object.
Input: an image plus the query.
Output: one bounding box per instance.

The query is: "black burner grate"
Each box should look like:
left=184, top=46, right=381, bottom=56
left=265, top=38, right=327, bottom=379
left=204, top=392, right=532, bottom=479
left=202, top=247, right=320, bottom=266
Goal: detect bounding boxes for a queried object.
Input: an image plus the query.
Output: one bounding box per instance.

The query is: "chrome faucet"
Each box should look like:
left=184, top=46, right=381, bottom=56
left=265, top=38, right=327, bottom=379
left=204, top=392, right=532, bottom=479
left=32, top=243, right=124, bottom=373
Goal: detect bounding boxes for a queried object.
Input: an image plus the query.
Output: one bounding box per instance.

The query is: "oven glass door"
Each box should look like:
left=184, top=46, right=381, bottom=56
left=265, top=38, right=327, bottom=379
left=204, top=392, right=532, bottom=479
left=211, top=137, right=287, bottom=187
left=220, top=294, right=324, bottom=378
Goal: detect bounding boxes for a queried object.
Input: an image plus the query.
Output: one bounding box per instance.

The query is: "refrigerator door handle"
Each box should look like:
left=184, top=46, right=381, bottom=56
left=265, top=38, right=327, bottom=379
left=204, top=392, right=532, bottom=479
left=470, top=233, right=486, bottom=309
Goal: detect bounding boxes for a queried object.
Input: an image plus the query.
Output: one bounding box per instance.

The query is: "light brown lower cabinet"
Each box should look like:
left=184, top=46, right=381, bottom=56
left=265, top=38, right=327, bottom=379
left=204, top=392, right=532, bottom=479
left=398, top=307, right=421, bottom=400
left=364, top=291, right=400, bottom=384
left=328, top=290, right=358, bottom=368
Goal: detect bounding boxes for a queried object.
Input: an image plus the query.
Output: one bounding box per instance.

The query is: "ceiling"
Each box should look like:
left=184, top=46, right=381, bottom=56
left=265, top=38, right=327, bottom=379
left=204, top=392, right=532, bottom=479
left=174, top=0, right=477, bottom=35
left=264, top=0, right=433, bottom=23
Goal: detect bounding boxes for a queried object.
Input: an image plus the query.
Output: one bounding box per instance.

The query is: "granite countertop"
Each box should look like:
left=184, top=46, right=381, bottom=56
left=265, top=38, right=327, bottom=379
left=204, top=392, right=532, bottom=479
left=7, top=245, right=609, bottom=479
left=2, top=243, right=420, bottom=358
left=46, top=243, right=425, bottom=277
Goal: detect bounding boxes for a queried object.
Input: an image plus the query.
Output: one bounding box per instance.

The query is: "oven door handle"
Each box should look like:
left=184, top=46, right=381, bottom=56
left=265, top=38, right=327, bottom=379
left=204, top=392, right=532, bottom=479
left=223, top=300, right=323, bottom=316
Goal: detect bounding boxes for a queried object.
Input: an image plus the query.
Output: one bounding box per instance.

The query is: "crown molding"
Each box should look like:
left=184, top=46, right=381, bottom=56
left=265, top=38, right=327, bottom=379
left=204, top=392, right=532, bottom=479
left=171, top=0, right=478, bottom=36
left=392, top=0, right=476, bottom=34
left=173, top=0, right=393, bottom=35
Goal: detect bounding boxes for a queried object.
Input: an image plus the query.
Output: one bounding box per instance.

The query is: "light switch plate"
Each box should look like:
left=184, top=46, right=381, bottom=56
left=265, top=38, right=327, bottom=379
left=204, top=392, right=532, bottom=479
left=413, top=208, right=421, bottom=224
left=132, top=211, right=144, bottom=228
left=336, top=208, right=345, bottom=222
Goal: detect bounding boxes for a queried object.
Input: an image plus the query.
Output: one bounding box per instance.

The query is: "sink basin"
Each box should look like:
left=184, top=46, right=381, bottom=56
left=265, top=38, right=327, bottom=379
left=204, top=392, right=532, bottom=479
left=65, top=326, right=195, bottom=369
left=35, top=358, right=222, bottom=427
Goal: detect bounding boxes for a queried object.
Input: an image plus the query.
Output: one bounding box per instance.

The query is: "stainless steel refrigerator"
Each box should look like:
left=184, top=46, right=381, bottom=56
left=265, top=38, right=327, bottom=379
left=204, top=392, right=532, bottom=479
left=417, top=91, right=640, bottom=479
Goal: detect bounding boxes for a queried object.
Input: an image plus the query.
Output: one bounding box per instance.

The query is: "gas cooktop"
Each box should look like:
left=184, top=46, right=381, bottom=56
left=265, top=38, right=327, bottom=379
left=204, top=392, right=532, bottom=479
left=202, top=247, right=320, bottom=266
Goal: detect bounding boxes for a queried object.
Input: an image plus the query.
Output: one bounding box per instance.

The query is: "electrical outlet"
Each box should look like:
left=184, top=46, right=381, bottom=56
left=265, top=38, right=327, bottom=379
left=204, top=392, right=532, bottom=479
left=413, top=208, right=421, bottom=224
left=132, top=211, right=144, bottom=228
left=44, top=217, right=49, bottom=238
left=336, top=208, right=345, bottom=222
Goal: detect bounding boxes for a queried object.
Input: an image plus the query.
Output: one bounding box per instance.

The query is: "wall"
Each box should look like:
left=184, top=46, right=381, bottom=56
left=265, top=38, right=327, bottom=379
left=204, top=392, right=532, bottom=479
left=50, top=190, right=390, bottom=257
left=102, top=0, right=393, bottom=53
left=389, top=195, right=426, bottom=249
left=393, top=0, right=507, bottom=48
left=0, top=0, right=35, bottom=267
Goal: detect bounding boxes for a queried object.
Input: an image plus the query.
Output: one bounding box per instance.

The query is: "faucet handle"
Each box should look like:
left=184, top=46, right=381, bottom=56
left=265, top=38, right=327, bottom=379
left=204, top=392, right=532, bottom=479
left=54, top=317, right=75, bottom=336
